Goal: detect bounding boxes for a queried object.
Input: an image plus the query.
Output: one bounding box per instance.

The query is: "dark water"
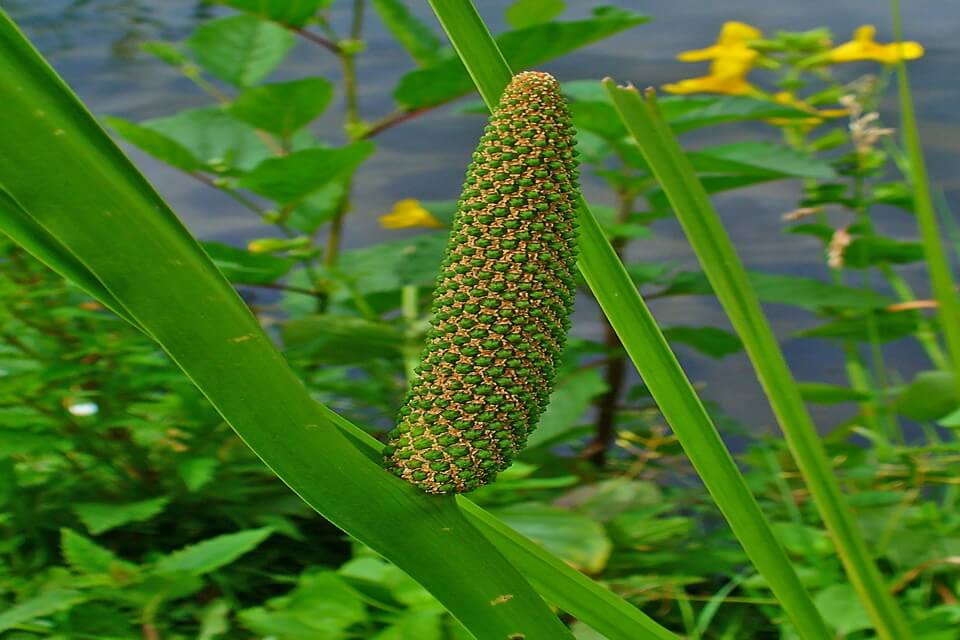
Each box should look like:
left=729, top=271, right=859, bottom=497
left=3, top=0, right=958, bottom=434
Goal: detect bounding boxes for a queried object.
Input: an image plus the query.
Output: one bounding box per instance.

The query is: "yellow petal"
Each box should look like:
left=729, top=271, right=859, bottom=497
left=677, top=45, right=724, bottom=62
left=854, top=25, right=877, bottom=44
left=379, top=198, right=444, bottom=229
left=718, top=21, right=762, bottom=45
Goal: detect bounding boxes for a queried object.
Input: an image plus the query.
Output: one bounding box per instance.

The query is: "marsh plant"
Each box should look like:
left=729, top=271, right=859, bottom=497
left=0, top=1, right=958, bottom=639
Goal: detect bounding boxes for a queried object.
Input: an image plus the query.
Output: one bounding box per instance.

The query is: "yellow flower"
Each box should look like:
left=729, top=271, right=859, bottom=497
left=677, top=21, right=762, bottom=62
left=379, top=199, right=444, bottom=229
left=768, top=91, right=847, bottom=126
left=664, top=21, right=761, bottom=96
left=828, top=25, right=923, bottom=64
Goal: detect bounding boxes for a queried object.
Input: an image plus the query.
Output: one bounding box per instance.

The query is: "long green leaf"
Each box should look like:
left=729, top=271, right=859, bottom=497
left=890, top=0, right=960, bottom=387
left=426, top=2, right=828, bottom=638
left=604, top=81, right=912, bottom=640
left=0, top=12, right=572, bottom=640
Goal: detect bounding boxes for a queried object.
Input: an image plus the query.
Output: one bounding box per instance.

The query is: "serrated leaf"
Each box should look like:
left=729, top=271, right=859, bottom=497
left=219, top=0, right=333, bottom=27
left=663, top=326, right=742, bottom=358
left=143, top=106, right=272, bottom=173
left=187, top=15, right=295, bottom=87
left=394, top=7, right=647, bottom=109
left=104, top=116, right=202, bottom=172
left=506, top=0, right=565, bottom=29
left=229, top=77, right=334, bottom=138
left=286, top=181, right=345, bottom=233
left=238, top=142, right=374, bottom=203
left=154, top=528, right=273, bottom=575
left=372, top=0, right=445, bottom=67
left=202, top=241, right=293, bottom=284
left=75, top=497, right=170, bottom=534
left=61, top=528, right=136, bottom=575
left=0, top=589, right=86, bottom=632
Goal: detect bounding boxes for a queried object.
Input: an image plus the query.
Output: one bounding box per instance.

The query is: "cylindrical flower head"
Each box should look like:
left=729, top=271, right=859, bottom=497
left=382, top=71, right=580, bottom=494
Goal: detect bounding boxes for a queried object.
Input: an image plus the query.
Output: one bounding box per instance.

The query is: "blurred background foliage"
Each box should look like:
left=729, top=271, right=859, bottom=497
left=1, top=0, right=959, bottom=638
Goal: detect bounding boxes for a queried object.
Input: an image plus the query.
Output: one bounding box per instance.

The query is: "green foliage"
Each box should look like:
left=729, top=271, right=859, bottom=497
left=1, top=1, right=958, bottom=638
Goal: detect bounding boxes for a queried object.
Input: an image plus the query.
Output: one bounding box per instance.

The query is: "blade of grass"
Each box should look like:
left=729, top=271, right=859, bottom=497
left=0, top=12, right=573, bottom=640
left=890, top=0, right=960, bottom=389
left=426, top=2, right=829, bottom=638
left=604, top=80, right=912, bottom=640
left=0, top=13, right=676, bottom=638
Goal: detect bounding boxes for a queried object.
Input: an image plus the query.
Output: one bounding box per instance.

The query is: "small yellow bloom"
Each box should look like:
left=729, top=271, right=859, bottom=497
left=665, top=21, right=762, bottom=96
left=379, top=199, right=444, bottom=230
left=677, top=21, right=762, bottom=62
left=828, top=25, right=923, bottom=64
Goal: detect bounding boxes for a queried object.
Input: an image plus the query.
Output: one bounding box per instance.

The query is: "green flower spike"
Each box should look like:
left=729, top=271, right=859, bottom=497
left=382, top=71, right=580, bottom=494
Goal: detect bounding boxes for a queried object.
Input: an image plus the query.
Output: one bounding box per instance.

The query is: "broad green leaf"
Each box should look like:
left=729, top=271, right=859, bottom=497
left=394, top=7, right=647, bottom=109
left=647, top=175, right=780, bottom=209
left=815, top=584, right=873, bottom=635
left=239, top=570, right=367, bottom=638
left=557, top=478, right=661, bottom=522
left=659, top=95, right=812, bottom=132
left=662, top=326, right=742, bottom=358
left=287, top=182, right=345, bottom=233
left=238, top=142, right=374, bottom=203
left=897, top=370, right=960, bottom=422
left=798, top=311, right=919, bottom=343
left=797, top=383, right=871, bottom=404
left=560, top=85, right=811, bottom=134
left=372, top=0, right=446, bottom=67
left=493, top=503, right=612, bottom=573
left=75, top=497, right=170, bottom=534
left=283, top=314, right=405, bottom=364
left=527, top=368, right=607, bottom=448
left=176, top=456, right=219, bottom=492
left=202, top=241, right=293, bottom=285
left=229, top=77, right=334, bottom=138
left=219, top=0, right=333, bottom=27
left=0, top=589, right=86, bottom=632
left=842, top=236, right=926, bottom=268
left=689, top=142, right=836, bottom=180
left=749, top=272, right=891, bottom=311
left=336, top=233, right=447, bottom=296
left=186, top=15, right=296, bottom=87
left=61, top=528, right=136, bottom=574
left=506, top=0, right=565, bottom=29
left=655, top=269, right=891, bottom=312
left=154, top=528, right=273, bottom=575
left=144, top=106, right=272, bottom=173
left=104, top=116, right=202, bottom=172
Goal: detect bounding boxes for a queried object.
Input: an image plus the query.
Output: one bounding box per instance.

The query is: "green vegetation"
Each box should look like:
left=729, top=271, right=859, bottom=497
left=0, top=1, right=958, bottom=638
